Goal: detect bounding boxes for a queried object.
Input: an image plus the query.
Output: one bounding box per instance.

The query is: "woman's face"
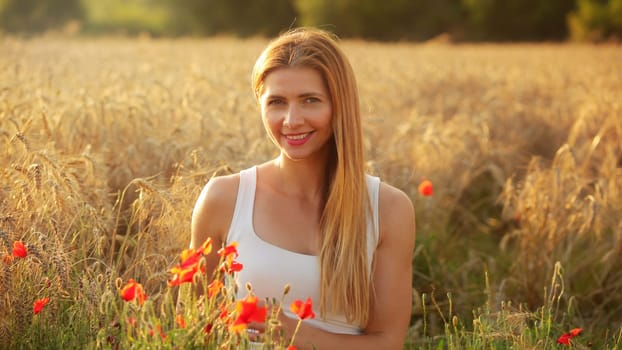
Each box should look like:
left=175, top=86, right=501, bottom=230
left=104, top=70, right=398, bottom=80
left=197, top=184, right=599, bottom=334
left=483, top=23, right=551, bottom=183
left=259, top=67, right=333, bottom=162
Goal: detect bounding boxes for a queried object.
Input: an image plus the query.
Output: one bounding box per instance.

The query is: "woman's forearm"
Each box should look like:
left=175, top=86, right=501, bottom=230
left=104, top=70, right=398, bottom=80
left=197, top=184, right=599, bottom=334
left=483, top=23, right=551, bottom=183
left=288, top=318, right=404, bottom=350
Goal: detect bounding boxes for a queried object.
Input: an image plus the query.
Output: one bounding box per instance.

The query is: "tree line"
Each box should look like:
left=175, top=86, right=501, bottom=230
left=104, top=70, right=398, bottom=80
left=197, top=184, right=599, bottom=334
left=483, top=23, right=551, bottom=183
left=0, top=0, right=620, bottom=42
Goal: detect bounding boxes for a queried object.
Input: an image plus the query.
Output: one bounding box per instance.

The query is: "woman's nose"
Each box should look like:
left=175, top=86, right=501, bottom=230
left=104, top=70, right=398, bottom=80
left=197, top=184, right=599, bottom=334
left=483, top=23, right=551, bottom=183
left=283, top=105, right=303, bottom=127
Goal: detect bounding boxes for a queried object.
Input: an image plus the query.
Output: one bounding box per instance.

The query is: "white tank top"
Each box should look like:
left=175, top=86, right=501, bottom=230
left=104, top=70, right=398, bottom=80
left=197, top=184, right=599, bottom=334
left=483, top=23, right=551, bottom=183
left=226, top=166, right=380, bottom=335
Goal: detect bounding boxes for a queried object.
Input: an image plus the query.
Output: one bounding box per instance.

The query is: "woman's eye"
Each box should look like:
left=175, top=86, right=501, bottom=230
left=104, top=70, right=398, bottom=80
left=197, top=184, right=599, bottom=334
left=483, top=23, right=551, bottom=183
left=304, top=97, right=320, bottom=103
left=267, top=99, right=284, bottom=106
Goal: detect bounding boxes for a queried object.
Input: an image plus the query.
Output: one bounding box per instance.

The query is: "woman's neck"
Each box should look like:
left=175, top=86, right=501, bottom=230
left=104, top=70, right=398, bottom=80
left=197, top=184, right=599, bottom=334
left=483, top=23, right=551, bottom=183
left=272, top=153, right=329, bottom=203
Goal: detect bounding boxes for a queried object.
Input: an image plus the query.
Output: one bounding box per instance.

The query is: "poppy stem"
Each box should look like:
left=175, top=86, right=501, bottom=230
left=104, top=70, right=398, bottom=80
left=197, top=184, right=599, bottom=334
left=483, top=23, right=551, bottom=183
left=288, top=319, right=302, bottom=347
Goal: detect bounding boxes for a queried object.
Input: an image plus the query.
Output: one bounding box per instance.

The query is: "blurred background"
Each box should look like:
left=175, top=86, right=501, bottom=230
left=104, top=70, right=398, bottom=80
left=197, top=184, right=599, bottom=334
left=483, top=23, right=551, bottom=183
left=0, top=0, right=621, bottom=42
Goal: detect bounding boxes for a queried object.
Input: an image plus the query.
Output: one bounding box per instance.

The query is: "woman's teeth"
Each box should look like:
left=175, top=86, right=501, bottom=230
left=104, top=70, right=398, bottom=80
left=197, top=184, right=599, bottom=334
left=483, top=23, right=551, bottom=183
left=286, top=133, right=310, bottom=140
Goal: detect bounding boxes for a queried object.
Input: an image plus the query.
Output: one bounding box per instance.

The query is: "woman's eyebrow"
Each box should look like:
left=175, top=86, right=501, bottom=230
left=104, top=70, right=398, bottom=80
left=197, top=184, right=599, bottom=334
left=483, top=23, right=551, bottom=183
left=264, top=91, right=325, bottom=99
left=298, top=92, right=325, bottom=98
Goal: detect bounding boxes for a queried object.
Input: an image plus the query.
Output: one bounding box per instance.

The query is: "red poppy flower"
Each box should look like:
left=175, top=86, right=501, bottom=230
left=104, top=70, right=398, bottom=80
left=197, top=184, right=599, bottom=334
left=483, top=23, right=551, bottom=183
left=205, top=323, right=213, bottom=334
left=229, top=295, right=267, bottom=333
left=557, top=327, right=583, bottom=345
left=229, top=260, right=243, bottom=273
left=179, top=238, right=212, bottom=267
left=168, top=264, right=200, bottom=286
left=290, top=297, right=315, bottom=320
left=199, top=238, right=213, bottom=254
left=286, top=346, right=297, bottom=350
left=219, top=305, right=229, bottom=320
left=208, top=280, right=224, bottom=298
left=418, top=179, right=433, bottom=197
left=218, top=242, right=239, bottom=259
left=168, top=239, right=213, bottom=286
left=33, top=297, right=50, bottom=314
left=12, top=241, right=27, bottom=258
left=157, top=324, right=166, bottom=339
left=149, top=324, right=166, bottom=340
left=175, top=314, right=186, bottom=328
left=178, top=248, right=202, bottom=269
left=120, top=279, right=147, bottom=305
left=219, top=260, right=243, bottom=274
left=557, top=334, right=571, bottom=346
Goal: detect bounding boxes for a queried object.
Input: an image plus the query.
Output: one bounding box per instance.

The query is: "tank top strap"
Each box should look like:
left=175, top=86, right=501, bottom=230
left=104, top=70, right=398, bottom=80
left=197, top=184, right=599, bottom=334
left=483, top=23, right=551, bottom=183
left=366, top=174, right=380, bottom=239
left=227, top=166, right=257, bottom=243
left=365, top=174, right=381, bottom=262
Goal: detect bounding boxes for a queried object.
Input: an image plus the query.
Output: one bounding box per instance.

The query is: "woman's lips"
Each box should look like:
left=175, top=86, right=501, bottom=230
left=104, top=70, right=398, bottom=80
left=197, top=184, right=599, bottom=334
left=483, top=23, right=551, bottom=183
left=284, top=131, right=313, bottom=145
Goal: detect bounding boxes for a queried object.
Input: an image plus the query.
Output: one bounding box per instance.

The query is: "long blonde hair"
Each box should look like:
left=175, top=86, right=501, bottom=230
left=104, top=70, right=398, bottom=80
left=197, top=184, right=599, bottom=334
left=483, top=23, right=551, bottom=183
left=252, top=28, right=372, bottom=326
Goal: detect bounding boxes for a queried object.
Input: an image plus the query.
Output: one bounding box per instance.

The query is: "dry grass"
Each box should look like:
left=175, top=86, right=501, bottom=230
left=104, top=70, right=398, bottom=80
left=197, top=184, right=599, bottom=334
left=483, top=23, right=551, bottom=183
left=0, top=35, right=621, bottom=348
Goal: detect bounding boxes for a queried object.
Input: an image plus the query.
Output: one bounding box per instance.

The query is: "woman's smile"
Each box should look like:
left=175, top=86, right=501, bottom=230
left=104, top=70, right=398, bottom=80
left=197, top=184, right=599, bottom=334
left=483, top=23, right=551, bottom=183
left=284, top=131, right=314, bottom=145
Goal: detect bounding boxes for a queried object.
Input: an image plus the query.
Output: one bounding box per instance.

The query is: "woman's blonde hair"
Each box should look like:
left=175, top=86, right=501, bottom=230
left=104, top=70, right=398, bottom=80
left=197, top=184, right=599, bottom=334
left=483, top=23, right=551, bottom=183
left=252, top=27, right=372, bottom=326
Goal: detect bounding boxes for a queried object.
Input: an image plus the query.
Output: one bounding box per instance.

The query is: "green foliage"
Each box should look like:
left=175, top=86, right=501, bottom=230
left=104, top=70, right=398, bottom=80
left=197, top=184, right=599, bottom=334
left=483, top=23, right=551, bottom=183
left=462, top=0, right=576, bottom=41
left=81, top=0, right=170, bottom=35
left=294, top=0, right=583, bottom=41
left=406, top=263, right=622, bottom=349
left=0, top=0, right=84, bottom=33
left=3, top=0, right=620, bottom=41
left=568, top=0, right=622, bottom=41
left=294, top=0, right=464, bottom=40
left=168, top=0, right=297, bottom=36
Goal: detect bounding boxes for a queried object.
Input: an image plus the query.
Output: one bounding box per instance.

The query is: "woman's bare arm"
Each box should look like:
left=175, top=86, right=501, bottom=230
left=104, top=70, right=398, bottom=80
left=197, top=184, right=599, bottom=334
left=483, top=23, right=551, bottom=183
left=282, top=182, right=416, bottom=350
left=189, top=174, right=239, bottom=283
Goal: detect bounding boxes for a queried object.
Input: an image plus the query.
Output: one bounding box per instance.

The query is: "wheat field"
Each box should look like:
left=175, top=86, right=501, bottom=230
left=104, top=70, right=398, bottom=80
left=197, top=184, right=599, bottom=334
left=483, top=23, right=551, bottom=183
left=1, top=36, right=621, bottom=348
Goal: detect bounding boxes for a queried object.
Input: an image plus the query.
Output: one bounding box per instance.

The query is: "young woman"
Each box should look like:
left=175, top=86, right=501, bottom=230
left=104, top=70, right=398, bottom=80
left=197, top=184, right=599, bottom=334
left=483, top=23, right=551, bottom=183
left=190, top=27, right=415, bottom=349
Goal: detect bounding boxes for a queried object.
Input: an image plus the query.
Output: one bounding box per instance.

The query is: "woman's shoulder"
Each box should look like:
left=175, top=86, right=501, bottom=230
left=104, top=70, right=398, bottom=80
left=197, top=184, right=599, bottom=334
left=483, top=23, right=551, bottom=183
left=378, top=181, right=412, bottom=208
left=191, top=172, right=242, bottom=245
left=204, top=171, right=241, bottom=194
left=377, top=182, right=415, bottom=243
left=198, top=172, right=241, bottom=206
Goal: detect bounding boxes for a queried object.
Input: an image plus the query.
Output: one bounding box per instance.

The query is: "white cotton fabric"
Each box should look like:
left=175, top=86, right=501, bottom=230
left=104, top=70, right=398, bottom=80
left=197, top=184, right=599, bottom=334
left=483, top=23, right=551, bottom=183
left=226, top=166, right=380, bottom=335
